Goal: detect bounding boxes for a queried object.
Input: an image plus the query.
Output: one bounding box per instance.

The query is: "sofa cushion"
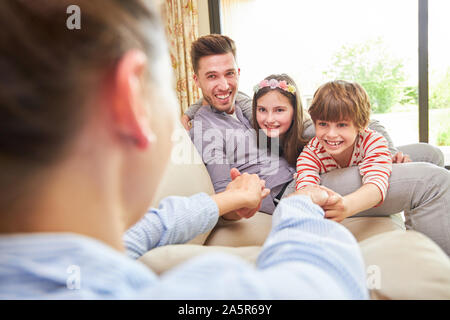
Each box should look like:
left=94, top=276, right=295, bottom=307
left=359, top=230, right=450, bottom=299
left=204, top=212, right=273, bottom=247
left=151, top=123, right=214, bottom=206
left=204, top=214, right=404, bottom=247
left=139, top=228, right=450, bottom=299
left=340, top=215, right=404, bottom=242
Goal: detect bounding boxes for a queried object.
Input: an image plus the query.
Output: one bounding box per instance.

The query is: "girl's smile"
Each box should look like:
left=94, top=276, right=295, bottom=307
left=256, top=90, right=294, bottom=139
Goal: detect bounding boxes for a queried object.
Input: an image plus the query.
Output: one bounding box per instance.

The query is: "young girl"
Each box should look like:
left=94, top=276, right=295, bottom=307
left=250, top=74, right=309, bottom=203
left=295, top=80, right=393, bottom=222
left=251, top=73, right=309, bottom=167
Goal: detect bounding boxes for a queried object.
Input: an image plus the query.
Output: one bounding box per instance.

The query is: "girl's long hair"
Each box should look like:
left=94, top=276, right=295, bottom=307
left=252, top=74, right=308, bottom=167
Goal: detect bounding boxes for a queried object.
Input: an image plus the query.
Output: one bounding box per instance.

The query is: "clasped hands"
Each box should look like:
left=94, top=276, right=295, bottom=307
left=221, top=168, right=350, bottom=222
left=288, top=185, right=351, bottom=222
left=219, top=168, right=270, bottom=220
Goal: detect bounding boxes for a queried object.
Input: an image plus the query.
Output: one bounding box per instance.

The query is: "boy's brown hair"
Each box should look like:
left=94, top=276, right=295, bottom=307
left=308, top=80, right=371, bottom=130
left=190, top=34, right=236, bottom=74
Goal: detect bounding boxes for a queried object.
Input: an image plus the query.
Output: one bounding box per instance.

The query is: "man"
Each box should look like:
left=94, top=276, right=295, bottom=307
left=188, top=35, right=295, bottom=213
left=187, top=34, right=450, bottom=255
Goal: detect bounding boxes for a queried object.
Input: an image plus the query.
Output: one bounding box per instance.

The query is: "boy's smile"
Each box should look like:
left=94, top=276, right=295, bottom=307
left=315, top=119, right=359, bottom=166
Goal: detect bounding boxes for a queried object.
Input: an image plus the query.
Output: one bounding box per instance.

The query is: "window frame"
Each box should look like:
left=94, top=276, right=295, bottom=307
left=208, top=0, right=222, bottom=34
left=418, top=0, right=428, bottom=143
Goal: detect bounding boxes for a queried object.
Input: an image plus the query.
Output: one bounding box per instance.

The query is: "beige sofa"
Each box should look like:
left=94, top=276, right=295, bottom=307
left=139, top=125, right=450, bottom=299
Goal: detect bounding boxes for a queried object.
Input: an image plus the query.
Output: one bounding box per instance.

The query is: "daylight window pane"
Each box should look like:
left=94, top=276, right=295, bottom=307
left=220, top=0, right=419, bottom=149
left=429, top=0, right=450, bottom=166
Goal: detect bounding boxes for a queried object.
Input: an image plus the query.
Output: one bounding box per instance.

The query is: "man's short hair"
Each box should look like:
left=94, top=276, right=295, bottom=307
left=190, top=34, right=236, bottom=74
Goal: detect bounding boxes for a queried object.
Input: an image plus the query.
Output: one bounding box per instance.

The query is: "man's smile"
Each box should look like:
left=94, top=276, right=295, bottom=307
left=215, top=91, right=232, bottom=102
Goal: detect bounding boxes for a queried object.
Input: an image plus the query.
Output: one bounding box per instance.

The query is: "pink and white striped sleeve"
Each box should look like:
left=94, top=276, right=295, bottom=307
left=358, top=131, right=393, bottom=204
left=295, top=142, right=322, bottom=191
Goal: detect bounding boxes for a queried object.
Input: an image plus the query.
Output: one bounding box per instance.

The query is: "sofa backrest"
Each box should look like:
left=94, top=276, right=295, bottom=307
left=151, top=122, right=215, bottom=207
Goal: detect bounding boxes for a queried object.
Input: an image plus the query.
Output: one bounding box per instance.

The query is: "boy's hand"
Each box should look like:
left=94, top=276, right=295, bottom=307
left=323, top=183, right=382, bottom=222
left=290, top=185, right=355, bottom=222
left=322, top=194, right=352, bottom=222
left=292, top=185, right=351, bottom=222
left=289, top=185, right=340, bottom=207
left=180, top=114, right=191, bottom=130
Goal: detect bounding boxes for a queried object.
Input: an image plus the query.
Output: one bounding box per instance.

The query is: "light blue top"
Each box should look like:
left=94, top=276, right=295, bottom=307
left=0, top=193, right=369, bottom=299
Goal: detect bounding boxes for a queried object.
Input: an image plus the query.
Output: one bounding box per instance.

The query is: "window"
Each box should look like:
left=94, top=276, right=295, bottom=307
left=212, top=0, right=449, bottom=166
left=429, top=0, right=450, bottom=165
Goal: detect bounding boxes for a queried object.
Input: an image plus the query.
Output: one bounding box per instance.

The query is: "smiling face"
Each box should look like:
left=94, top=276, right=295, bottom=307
left=315, top=119, right=359, bottom=165
left=256, top=90, right=294, bottom=139
left=193, top=52, right=240, bottom=114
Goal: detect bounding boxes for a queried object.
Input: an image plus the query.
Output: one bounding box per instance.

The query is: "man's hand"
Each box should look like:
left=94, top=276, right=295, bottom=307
left=392, top=151, right=411, bottom=163
left=180, top=114, right=191, bottom=130
left=222, top=168, right=270, bottom=220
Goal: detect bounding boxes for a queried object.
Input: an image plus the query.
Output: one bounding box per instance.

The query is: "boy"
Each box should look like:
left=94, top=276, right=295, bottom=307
left=296, top=80, right=392, bottom=222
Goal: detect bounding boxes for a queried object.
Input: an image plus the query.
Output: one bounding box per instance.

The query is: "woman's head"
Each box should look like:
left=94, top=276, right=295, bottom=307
left=252, top=74, right=307, bottom=167
left=308, top=80, right=371, bottom=131
left=0, top=1, right=177, bottom=227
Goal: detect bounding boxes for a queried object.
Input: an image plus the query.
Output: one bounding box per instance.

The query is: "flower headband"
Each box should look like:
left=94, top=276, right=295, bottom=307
left=253, top=78, right=296, bottom=94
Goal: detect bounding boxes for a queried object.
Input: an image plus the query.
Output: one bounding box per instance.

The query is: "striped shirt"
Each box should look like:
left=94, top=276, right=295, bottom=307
left=296, top=129, right=392, bottom=203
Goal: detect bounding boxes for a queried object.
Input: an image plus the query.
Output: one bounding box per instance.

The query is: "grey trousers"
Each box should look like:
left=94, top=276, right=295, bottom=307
left=283, top=143, right=450, bottom=255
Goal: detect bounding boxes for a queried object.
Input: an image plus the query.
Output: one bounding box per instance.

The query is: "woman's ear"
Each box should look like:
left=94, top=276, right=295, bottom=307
left=112, top=49, right=156, bottom=149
